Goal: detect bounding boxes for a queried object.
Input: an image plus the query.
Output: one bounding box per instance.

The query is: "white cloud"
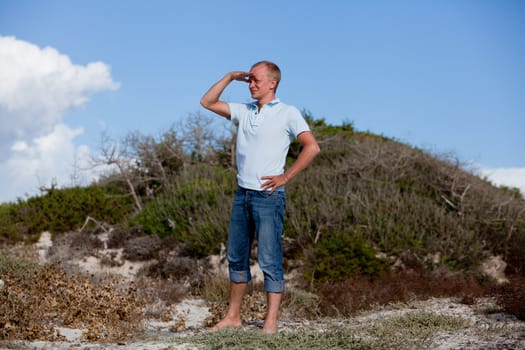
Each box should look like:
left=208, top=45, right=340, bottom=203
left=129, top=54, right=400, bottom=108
left=0, top=124, right=92, bottom=200
left=479, top=167, right=525, bottom=197
left=0, top=36, right=119, bottom=202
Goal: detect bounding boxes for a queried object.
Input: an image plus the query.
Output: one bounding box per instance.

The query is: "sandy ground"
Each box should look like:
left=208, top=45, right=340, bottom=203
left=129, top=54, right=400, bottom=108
left=1, top=232, right=524, bottom=349
left=5, top=297, right=525, bottom=349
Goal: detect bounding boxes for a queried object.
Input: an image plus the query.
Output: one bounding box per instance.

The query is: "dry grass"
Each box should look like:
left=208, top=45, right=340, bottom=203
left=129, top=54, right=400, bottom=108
left=316, top=270, right=492, bottom=317
left=200, top=273, right=231, bottom=302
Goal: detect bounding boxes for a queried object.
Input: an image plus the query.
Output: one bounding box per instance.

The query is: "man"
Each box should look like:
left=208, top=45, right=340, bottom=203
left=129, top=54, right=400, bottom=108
left=200, top=61, right=320, bottom=333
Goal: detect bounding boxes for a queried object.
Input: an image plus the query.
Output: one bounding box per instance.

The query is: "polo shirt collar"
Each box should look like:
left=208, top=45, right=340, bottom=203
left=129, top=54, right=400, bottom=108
left=248, top=99, right=281, bottom=111
left=266, top=99, right=280, bottom=107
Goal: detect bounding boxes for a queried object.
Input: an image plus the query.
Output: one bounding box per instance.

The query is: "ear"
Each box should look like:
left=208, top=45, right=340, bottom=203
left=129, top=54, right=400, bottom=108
left=270, top=80, right=277, bottom=90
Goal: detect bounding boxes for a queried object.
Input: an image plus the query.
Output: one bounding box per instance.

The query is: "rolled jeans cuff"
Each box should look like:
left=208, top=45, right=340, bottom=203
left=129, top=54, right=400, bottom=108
left=229, top=269, right=251, bottom=283
left=264, top=279, right=285, bottom=293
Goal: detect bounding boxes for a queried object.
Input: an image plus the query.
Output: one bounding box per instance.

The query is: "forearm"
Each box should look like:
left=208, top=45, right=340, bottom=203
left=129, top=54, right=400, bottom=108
left=200, top=72, right=233, bottom=109
left=283, top=142, right=320, bottom=182
left=260, top=133, right=319, bottom=193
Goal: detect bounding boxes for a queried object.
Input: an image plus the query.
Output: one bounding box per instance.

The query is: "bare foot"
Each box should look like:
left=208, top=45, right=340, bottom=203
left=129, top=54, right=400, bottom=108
left=208, top=317, right=242, bottom=332
left=261, top=320, right=278, bottom=334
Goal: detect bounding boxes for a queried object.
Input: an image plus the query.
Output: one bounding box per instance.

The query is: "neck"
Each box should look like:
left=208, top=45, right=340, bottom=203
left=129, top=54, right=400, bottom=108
left=257, top=95, right=276, bottom=108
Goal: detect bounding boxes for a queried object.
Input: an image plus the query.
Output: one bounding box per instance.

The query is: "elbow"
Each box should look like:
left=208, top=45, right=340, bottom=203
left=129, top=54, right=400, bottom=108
left=200, top=97, right=209, bottom=109
left=313, top=143, right=321, bottom=157
left=200, top=94, right=215, bottom=109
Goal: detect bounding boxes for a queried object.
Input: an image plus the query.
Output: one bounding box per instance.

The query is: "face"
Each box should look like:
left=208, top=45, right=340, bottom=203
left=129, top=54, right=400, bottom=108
left=249, top=64, right=277, bottom=101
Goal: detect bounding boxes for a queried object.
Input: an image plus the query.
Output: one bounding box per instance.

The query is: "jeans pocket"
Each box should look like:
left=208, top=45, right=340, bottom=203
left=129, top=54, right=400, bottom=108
left=256, top=189, right=285, bottom=199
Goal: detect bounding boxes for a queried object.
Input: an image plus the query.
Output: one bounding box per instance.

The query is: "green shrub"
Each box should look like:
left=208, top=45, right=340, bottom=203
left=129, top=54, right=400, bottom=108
left=0, top=202, right=21, bottom=241
left=285, top=130, right=525, bottom=274
left=305, top=233, right=385, bottom=284
left=3, top=115, right=525, bottom=284
left=0, top=255, right=41, bottom=279
left=131, top=165, right=236, bottom=256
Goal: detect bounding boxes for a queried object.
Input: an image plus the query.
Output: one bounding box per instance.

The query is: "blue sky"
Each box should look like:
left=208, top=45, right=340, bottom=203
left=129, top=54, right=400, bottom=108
left=0, top=0, right=524, bottom=202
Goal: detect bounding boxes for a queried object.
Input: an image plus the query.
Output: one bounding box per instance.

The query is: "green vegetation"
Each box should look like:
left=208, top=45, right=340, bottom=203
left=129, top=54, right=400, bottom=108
left=1, top=112, right=524, bottom=324
left=0, top=185, right=134, bottom=242
left=0, top=255, right=41, bottom=279
left=1, top=113, right=524, bottom=275
left=364, top=312, right=469, bottom=349
left=305, top=233, right=385, bottom=283
left=169, top=311, right=468, bottom=350
left=171, top=328, right=370, bottom=350
left=131, top=165, right=236, bottom=256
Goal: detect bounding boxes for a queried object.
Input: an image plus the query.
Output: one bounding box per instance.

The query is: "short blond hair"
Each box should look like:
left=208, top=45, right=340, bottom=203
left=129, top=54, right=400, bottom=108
left=252, top=61, right=281, bottom=92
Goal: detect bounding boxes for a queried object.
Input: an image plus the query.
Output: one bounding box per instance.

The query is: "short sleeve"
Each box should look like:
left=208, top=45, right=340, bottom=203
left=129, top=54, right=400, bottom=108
left=228, top=102, right=244, bottom=123
left=287, top=106, right=310, bottom=138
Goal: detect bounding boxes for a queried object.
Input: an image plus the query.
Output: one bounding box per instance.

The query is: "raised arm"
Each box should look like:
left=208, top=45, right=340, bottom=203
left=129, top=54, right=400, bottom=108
left=200, top=71, right=251, bottom=119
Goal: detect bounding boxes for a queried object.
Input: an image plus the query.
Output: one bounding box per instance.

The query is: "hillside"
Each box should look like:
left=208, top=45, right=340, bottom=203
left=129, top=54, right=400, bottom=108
left=1, top=115, right=524, bottom=346
left=3, top=116, right=524, bottom=274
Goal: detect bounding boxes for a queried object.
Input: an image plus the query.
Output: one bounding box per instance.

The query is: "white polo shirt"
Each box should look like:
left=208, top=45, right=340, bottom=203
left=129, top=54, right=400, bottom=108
left=228, top=99, right=310, bottom=191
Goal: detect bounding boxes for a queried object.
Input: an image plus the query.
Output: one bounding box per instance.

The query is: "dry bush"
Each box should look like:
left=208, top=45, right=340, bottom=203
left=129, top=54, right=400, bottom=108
left=0, top=263, right=144, bottom=342
left=107, top=226, right=174, bottom=262
left=315, top=270, right=491, bottom=317
left=122, top=235, right=162, bottom=261
left=69, top=231, right=104, bottom=251
left=142, top=255, right=197, bottom=279
left=106, top=225, right=144, bottom=249
left=158, top=256, right=196, bottom=278
left=47, top=230, right=104, bottom=265
left=505, top=231, right=525, bottom=275
left=492, top=275, right=525, bottom=320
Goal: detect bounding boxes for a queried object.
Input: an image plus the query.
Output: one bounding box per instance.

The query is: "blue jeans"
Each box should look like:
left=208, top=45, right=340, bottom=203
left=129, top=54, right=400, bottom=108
left=227, top=186, right=286, bottom=293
